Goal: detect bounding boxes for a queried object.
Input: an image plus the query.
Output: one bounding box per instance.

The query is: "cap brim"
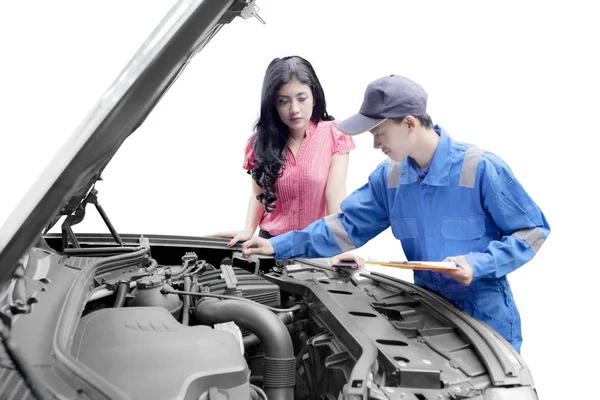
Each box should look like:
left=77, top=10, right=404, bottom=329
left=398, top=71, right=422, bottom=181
left=336, top=114, right=387, bottom=135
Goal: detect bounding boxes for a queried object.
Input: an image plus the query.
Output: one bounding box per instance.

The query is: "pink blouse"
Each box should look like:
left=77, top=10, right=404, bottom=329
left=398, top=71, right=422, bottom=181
left=243, top=120, right=356, bottom=236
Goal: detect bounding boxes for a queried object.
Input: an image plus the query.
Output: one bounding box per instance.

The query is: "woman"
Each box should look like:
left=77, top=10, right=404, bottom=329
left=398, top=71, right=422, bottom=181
left=213, top=56, right=363, bottom=267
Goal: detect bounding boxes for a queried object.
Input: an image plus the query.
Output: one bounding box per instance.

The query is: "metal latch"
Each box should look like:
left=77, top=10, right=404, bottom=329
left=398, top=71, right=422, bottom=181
left=240, top=0, right=266, bottom=24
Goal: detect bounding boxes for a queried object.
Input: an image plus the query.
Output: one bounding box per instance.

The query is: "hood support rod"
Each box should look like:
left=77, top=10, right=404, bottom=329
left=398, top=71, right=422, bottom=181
left=61, top=187, right=123, bottom=251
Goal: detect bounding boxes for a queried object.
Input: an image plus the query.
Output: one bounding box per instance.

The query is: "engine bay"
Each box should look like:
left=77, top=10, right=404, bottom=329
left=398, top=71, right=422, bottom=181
left=4, top=235, right=533, bottom=400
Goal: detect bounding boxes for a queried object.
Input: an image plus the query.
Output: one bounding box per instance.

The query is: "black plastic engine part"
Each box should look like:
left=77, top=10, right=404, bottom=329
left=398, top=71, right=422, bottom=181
left=71, top=307, right=249, bottom=400
left=196, top=266, right=280, bottom=307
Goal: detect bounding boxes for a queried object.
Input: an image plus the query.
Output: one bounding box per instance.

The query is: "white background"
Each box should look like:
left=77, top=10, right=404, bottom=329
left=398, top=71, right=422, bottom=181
left=0, top=1, right=598, bottom=399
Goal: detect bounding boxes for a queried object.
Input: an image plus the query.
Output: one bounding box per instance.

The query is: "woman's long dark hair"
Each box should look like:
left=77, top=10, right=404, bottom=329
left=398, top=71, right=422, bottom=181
left=250, top=56, right=334, bottom=213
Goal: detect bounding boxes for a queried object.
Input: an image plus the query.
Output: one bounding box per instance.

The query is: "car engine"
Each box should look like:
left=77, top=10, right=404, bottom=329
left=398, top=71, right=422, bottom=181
left=9, top=236, right=530, bottom=400
left=75, top=251, right=304, bottom=400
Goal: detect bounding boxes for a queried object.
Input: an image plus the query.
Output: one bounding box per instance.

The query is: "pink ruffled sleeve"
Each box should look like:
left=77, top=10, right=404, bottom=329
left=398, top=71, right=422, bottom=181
left=331, top=121, right=356, bottom=156
left=242, top=138, right=256, bottom=170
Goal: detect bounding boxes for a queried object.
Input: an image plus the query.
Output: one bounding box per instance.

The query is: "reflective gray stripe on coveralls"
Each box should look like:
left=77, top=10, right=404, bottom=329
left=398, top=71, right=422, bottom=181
left=459, top=146, right=485, bottom=188
left=387, top=161, right=402, bottom=189
left=324, top=214, right=356, bottom=252
left=511, top=228, right=546, bottom=253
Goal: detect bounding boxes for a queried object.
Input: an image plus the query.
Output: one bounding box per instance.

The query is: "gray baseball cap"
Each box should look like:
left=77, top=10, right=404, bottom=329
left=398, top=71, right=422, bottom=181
left=337, top=75, right=428, bottom=135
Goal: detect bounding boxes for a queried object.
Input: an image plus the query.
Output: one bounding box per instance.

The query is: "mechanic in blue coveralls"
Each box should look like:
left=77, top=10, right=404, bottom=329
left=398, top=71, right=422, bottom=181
left=242, top=75, right=550, bottom=352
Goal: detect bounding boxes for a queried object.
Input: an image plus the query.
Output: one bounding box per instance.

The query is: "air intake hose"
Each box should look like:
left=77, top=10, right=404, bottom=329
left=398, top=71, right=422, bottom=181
left=113, top=281, right=129, bottom=308
left=194, top=299, right=295, bottom=400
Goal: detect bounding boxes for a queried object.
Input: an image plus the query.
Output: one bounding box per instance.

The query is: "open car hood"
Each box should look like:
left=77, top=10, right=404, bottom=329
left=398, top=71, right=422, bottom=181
left=0, top=0, right=262, bottom=289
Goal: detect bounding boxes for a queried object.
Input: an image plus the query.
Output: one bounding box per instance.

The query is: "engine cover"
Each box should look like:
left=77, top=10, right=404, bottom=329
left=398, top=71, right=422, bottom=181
left=71, top=307, right=249, bottom=400
left=196, top=266, right=280, bottom=307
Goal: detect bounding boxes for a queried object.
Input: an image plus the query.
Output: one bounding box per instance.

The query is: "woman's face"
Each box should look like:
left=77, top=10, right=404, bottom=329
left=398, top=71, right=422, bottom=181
left=275, top=80, right=314, bottom=134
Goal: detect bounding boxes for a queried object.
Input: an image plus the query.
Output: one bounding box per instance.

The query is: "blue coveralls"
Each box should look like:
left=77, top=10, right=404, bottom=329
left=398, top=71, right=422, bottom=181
left=270, top=125, right=550, bottom=352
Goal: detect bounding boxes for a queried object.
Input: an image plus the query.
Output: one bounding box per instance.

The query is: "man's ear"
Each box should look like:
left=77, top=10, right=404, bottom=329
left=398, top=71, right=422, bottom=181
left=405, top=115, right=417, bottom=129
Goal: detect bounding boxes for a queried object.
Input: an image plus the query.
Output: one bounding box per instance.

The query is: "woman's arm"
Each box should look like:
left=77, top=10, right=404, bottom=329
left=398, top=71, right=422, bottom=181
left=325, top=153, right=350, bottom=214
left=243, top=178, right=265, bottom=236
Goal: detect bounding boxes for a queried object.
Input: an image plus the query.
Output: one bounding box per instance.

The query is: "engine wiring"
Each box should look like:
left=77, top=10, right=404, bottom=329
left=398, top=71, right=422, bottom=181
left=249, top=383, right=268, bottom=400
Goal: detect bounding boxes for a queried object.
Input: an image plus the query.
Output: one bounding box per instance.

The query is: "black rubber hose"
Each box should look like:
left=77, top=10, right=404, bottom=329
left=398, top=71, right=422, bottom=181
left=242, top=332, right=260, bottom=349
left=113, top=281, right=129, bottom=308
left=243, top=312, right=296, bottom=348
left=157, top=258, right=199, bottom=278
left=195, top=299, right=295, bottom=400
left=145, top=257, right=158, bottom=272
left=172, top=260, right=195, bottom=277
left=181, top=275, right=192, bottom=326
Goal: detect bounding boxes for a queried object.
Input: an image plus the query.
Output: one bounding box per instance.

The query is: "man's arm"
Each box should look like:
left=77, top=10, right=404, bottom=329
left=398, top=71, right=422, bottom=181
left=465, top=155, right=551, bottom=280
left=268, top=165, right=392, bottom=260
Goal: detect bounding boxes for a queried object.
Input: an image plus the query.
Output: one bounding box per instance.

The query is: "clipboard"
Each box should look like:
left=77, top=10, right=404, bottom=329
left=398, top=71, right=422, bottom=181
left=365, top=259, right=460, bottom=271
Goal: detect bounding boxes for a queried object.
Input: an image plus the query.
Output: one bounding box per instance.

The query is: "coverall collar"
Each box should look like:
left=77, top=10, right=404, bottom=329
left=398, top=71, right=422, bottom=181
left=400, top=124, right=453, bottom=186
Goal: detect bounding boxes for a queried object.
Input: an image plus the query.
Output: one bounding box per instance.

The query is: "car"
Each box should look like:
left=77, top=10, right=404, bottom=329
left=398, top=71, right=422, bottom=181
left=0, top=1, right=539, bottom=399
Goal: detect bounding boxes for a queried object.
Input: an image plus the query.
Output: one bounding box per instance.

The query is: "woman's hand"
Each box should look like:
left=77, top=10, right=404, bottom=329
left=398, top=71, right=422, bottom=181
left=209, top=229, right=254, bottom=247
left=330, top=252, right=365, bottom=270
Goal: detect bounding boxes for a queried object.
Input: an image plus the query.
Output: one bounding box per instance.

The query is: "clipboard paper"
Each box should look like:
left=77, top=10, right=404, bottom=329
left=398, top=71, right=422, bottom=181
left=365, top=259, right=460, bottom=271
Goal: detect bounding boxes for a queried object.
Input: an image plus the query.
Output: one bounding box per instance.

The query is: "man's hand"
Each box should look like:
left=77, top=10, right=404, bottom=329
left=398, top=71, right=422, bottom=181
left=242, top=237, right=274, bottom=260
left=440, top=255, right=474, bottom=286
left=208, top=229, right=254, bottom=247
left=331, top=252, right=365, bottom=270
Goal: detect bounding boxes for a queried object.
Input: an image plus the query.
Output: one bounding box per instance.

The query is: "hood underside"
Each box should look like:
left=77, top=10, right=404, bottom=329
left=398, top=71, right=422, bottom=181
left=0, top=0, right=260, bottom=287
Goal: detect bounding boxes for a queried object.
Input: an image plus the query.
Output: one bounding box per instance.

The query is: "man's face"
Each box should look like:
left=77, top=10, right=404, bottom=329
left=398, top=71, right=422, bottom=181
left=370, top=118, right=414, bottom=162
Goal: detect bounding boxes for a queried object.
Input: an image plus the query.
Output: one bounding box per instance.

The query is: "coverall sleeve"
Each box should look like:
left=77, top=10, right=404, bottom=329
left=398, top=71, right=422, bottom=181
left=270, top=165, right=391, bottom=259
left=465, top=156, right=551, bottom=280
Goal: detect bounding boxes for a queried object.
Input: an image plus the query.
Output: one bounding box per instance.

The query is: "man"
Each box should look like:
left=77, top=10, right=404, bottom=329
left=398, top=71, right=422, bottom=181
left=242, top=75, right=550, bottom=352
